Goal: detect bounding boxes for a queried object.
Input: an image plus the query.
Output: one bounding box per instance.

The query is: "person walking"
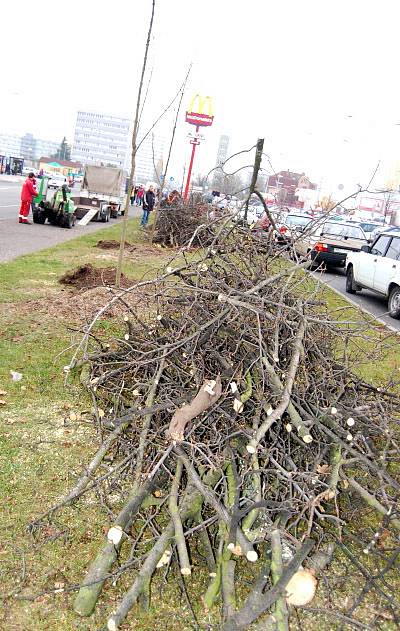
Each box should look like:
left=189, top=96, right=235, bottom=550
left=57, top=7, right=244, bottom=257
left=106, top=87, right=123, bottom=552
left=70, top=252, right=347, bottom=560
left=140, top=185, right=155, bottom=226
left=130, top=185, right=138, bottom=205
left=19, top=172, right=38, bottom=224
left=136, top=185, right=144, bottom=206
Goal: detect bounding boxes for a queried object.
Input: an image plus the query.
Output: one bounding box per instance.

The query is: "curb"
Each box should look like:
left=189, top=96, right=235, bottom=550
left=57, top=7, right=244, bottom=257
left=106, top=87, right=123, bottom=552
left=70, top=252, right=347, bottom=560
left=316, top=275, right=400, bottom=336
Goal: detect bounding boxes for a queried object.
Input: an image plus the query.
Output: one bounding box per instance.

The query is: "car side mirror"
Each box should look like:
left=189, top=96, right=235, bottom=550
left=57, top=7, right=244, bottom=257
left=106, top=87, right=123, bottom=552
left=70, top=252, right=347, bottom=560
left=361, top=245, right=371, bottom=253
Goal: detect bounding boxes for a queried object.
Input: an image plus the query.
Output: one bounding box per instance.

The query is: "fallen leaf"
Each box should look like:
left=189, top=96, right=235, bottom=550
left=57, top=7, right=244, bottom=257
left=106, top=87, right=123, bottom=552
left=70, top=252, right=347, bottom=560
left=0, top=400, right=6, bottom=405
left=10, top=371, right=23, bottom=382
left=316, top=464, right=331, bottom=475
left=377, top=528, right=391, bottom=550
left=0, top=389, right=7, bottom=396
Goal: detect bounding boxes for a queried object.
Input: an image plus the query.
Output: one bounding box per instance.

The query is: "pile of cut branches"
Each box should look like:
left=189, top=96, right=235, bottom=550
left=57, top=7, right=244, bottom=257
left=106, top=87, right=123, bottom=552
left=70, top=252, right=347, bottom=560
left=30, top=221, right=400, bottom=630
left=153, top=199, right=210, bottom=247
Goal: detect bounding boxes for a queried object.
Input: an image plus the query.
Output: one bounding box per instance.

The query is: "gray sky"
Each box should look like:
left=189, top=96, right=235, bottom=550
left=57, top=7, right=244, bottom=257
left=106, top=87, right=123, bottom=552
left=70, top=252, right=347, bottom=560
left=3, top=0, right=400, bottom=195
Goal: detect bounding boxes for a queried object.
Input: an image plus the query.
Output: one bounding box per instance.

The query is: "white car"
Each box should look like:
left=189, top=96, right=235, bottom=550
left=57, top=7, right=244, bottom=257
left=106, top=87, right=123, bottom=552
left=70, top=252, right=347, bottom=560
left=22, top=166, right=37, bottom=176
left=48, top=175, right=67, bottom=188
left=346, top=228, right=400, bottom=318
left=234, top=204, right=265, bottom=225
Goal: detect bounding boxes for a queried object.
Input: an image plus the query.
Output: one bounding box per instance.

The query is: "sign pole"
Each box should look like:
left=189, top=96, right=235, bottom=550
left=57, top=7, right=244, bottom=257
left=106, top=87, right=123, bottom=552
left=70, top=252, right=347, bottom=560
left=183, top=95, right=214, bottom=201
left=183, top=127, right=199, bottom=200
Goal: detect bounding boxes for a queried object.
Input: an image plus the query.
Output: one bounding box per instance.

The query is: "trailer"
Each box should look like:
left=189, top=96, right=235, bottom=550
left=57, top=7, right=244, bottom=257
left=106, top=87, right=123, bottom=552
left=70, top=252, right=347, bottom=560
left=72, top=165, right=123, bottom=223
left=32, top=177, right=76, bottom=228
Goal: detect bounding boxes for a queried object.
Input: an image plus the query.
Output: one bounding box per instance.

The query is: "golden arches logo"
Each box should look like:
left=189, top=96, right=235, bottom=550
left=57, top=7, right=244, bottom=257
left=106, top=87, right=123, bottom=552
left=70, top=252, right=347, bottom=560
left=187, top=94, right=214, bottom=117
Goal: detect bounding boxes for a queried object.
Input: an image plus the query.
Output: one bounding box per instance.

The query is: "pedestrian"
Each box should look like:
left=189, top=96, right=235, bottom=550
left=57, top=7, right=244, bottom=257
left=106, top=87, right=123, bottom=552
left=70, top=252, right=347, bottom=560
left=130, top=186, right=138, bottom=205
left=140, top=185, right=155, bottom=226
left=136, top=185, right=144, bottom=206
left=19, top=172, right=38, bottom=224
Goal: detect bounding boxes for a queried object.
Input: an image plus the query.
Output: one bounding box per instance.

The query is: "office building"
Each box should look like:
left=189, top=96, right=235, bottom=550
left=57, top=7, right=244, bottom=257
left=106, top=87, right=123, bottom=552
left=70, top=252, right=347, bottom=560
left=0, top=133, right=23, bottom=158
left=133, top=130, right=165, bottom=185
left=0, top=132, right=60, bottom=161
left=212, top=134, right=230, bottom=189
left=215, top=134, right=230, bottom=168
left=72, top=110, right=130, bottom=168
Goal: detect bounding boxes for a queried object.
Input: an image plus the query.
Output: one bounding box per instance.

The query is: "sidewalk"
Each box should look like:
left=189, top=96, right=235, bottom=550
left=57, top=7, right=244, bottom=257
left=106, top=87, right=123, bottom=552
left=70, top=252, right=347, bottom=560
left=0, top=174, right=25, bottom=183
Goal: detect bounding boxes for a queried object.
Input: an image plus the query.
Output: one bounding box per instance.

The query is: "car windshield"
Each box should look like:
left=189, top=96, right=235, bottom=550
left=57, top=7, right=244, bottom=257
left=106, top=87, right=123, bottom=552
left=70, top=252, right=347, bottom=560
left=285, top=215, right=311, bottom=226
left=322, top=222, right=366, bottom=239
left=360, top=222, right=379, bottom=232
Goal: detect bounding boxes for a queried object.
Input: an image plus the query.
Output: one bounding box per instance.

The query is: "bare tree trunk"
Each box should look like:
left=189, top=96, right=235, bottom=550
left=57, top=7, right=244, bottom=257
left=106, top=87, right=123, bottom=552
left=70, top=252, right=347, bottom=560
left=149, top=64, right=192, bottom=244
left=243, top=138, right=264, bottom=222
left=116, top=0, right=156, bottom=287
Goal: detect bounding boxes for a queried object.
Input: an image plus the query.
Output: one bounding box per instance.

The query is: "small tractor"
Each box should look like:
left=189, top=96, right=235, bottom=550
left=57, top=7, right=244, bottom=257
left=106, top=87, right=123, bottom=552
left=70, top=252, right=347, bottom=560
left=32, top=177, right=76, bottom=229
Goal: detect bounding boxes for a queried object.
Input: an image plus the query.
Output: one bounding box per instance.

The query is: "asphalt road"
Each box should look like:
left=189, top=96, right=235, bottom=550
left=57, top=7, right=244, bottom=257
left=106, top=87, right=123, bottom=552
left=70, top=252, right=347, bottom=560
left=312, top=267, right=400, bottom=333
left=0, top=179, right=137, bottom=263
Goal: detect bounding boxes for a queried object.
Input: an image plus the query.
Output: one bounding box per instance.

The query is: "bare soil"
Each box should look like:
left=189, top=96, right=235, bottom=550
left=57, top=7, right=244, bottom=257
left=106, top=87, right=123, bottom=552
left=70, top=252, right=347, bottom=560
left=95, top=240, right=170, bottom=258
left=96, top=239, right=132, bottom=250
left=0, top=286, right=152, bottom=324
left=59, top=264, right=132, bottom=290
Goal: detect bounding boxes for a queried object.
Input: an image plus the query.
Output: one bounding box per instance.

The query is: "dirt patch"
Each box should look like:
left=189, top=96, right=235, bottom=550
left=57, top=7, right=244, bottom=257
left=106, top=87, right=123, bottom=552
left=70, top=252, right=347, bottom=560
left=2, top=285, right=153, bottom=325
left=59, top=264, right=132, bottom=290
left=96, top=239, right=131, bottom=250
left=95, top=240, right=171, bottom=259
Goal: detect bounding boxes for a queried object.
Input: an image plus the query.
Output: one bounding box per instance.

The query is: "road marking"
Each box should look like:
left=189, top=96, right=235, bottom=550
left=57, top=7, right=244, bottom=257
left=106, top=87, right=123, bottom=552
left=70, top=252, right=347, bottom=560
left=0, top=186, right=16, bottom=190
left=0, top=204, right=18, bottom=208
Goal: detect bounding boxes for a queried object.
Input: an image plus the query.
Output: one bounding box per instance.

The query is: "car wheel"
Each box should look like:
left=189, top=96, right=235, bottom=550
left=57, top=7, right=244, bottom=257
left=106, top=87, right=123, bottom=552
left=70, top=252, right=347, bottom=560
left=388, top=285, right=400, bottom=319
left=346, top=266, right=357, bottom=294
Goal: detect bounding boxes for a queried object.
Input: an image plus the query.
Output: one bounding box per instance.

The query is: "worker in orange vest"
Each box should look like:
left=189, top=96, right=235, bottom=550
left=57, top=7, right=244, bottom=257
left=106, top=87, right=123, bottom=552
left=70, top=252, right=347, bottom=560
left=19, top=173, right=38, bottom=224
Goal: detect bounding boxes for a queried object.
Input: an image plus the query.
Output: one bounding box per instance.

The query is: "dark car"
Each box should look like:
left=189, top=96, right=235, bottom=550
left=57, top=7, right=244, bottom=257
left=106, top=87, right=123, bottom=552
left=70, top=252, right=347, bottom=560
left=295, top=220, right=369, bottom=268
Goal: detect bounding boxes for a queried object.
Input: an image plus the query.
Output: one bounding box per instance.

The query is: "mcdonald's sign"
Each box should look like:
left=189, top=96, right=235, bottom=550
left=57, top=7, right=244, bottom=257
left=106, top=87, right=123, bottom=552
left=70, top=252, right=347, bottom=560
left=185, top=94, right=214, bottom=127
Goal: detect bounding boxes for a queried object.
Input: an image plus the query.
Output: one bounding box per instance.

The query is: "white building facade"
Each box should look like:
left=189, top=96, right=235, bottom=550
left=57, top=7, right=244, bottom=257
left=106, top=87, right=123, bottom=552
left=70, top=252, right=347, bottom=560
left=71, top=110, right=165, bottom=183
left=72, top=111, right=130, bottom=168
left=0, top=132, right=60, bottom=160
left=133, top=131, right=165, bottom=185
left=215, top=134, right=230, bottom=167
left=0, top=133, right=23, bottom=157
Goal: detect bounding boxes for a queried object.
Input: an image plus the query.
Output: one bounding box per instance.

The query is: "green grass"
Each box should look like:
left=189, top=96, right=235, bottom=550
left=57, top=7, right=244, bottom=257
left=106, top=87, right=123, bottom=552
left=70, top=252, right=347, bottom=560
left=0, top=230, right=399, bottom=630
left=0, top=218, right=169, bottom=303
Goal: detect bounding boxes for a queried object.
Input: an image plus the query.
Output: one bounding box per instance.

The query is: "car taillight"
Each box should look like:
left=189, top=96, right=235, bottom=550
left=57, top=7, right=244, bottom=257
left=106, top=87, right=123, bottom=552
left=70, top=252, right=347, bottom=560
left=314, top=242, right=329, bottom=252
left=279, top=226, right=287, bottom=234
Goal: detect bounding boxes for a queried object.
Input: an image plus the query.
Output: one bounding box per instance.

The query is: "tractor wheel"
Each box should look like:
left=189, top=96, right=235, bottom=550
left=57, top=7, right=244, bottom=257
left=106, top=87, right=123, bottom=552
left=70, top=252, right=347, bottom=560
left=63, top=213, right=76, bottom=229
left=33, top=207, right=46, bottom=224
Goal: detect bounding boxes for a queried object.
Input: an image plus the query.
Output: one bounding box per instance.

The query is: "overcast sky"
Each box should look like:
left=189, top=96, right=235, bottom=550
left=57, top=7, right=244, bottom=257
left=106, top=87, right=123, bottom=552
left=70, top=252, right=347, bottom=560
left=2, top=0, right=400, bottom=195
